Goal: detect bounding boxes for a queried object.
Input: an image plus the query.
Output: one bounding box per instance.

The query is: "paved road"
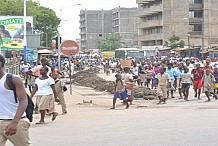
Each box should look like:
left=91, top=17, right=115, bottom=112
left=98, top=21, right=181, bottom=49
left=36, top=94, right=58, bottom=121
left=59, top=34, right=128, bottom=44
left=6, top=72, right=218, bottom=146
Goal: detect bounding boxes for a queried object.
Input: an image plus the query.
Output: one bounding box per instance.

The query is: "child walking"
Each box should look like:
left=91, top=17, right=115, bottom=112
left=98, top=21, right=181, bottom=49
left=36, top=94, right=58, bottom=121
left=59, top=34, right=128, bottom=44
left=179, top=67, right=192, bottom=101
left=111, top=73, right=129, bottom=109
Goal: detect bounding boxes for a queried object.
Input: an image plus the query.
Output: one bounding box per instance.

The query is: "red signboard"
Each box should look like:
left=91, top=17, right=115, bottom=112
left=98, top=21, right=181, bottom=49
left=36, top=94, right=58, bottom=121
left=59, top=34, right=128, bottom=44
left=60, top=40, right=80, bottom=57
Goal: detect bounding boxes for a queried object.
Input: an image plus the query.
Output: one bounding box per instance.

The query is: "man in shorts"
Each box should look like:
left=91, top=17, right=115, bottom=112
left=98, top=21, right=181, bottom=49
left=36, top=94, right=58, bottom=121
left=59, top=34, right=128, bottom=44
left=191, top=63, right=204, bottom=100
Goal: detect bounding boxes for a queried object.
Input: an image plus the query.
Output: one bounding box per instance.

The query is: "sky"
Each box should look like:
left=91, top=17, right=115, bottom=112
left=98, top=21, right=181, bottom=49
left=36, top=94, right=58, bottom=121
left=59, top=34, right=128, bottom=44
left=36, top=0, right=137, bottom=40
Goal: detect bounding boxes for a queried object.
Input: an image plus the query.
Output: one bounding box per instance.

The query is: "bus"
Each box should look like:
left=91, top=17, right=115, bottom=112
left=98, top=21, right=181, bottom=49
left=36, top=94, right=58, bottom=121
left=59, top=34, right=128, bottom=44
left=101, top=51, right=115, bottom=59
left=115, top=48, right=145, bottom=59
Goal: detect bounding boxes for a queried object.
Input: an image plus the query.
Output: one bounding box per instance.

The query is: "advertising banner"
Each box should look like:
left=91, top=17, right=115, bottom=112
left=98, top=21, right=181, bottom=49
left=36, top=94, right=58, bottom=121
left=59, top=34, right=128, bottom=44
left=0, top=16, right=33, bottom=50
left=26, top=48, right=38, bottom=62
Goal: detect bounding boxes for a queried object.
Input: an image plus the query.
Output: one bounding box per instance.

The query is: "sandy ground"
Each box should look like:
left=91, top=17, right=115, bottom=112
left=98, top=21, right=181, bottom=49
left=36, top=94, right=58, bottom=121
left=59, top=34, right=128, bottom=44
left=6, top=71, right=218, bottom=146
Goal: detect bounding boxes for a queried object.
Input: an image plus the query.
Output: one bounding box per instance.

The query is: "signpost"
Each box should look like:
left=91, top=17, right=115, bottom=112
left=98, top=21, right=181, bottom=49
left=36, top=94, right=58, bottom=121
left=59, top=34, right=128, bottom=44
left=60, top=40, right=80, bottom=95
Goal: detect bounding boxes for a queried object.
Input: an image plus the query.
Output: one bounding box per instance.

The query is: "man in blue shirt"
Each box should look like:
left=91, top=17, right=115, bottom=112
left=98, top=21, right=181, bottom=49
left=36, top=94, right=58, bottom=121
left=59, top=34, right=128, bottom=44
left=166, top=63, right=175, bottom=98
left=174, top=63, right=183, bottom=98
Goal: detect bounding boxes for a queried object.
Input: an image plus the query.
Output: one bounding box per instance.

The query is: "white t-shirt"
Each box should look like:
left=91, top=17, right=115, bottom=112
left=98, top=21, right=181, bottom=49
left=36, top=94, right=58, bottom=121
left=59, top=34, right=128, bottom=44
left=35, top=77, right=55, bottom=95
left=187, top=64, right=194, bottom=74
left=132, top=67, right=139, bottom=76
left=180, top=73, right=192, bottom=83
left=21, top=64, right=30, bottom=72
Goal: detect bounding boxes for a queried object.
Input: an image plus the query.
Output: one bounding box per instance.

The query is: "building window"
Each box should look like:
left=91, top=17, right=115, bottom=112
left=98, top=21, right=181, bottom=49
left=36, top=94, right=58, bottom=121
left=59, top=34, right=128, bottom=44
left=147, top=13, right=162, bottom=20
left=189, top=0, right=202, bottom=4
left=189, top=24, right=202, bottom=31
left=189, top=11, right=203, bottom=18
left=147, top=27, right=162, bottom=34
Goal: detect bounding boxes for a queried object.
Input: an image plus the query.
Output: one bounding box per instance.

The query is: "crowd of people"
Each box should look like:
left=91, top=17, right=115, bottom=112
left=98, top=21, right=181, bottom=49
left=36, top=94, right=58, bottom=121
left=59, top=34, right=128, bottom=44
left=2, top=53, right=218, bottom=145
left=20, top=58, right=68, bottom=123
left=108, top=57, right=218, bottom=108
left=0, top=55, right=71, bottom=145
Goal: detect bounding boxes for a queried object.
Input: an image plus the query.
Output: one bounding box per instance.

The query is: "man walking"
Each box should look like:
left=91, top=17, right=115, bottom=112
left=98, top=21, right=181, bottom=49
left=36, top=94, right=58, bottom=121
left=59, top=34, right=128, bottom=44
left=157, top=68, right=170, bottom=104
left=0, top=54, right=30, bottom=146
left=166, top=63, right=175, bottom=98
left=191, top=63, right=204, bottom=100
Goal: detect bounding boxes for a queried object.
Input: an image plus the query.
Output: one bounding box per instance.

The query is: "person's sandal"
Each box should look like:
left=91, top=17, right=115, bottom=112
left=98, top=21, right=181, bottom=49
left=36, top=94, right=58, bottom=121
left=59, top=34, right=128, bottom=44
left=35, top=121, right=45, bottom=124
left=52, top=112, right=58, bottom=121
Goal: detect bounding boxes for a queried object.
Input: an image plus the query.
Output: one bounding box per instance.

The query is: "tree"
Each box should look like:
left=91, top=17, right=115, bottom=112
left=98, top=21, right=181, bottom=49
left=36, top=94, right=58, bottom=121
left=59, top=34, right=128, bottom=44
left=0, top=0, right=60, bottom=46
left=165, top=35, right=185, bottom=49
left=98, top=33, right=122, bottom=51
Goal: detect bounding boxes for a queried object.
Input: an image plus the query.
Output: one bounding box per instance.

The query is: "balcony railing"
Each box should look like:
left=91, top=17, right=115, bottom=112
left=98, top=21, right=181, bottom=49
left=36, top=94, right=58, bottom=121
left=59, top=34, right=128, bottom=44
left=136, top=0, right=155, bottom=4
left=189, top=31, right=202, bottom=36
left=189, top=18, right=202, bottom=24
left=135, top=34, right=163, bottom=41
left=136, top=20, right=163, bottom=29
left=136, top=4, right=162, bottom=17
left=79, top=25, right=86, bottom=29
left=189, top=4, right=203, bottom=10
left=79, top=32, right=86, bottom=35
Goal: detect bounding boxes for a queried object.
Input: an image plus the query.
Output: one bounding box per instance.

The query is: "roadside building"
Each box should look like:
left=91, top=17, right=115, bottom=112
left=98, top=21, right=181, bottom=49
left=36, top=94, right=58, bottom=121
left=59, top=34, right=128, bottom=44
left=79, top=7, right=137, bottom=50
left=135, top=0, right=218, bottom=57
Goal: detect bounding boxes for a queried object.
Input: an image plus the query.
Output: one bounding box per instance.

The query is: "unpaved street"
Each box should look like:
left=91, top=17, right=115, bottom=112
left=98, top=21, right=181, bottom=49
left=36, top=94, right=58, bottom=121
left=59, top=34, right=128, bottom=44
left=7, top=72, right=218, bottom=146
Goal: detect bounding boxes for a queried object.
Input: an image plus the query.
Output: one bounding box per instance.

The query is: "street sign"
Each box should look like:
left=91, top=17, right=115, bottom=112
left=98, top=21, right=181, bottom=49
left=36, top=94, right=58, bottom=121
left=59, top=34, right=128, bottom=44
left=60, top=40, right=80, bottom=57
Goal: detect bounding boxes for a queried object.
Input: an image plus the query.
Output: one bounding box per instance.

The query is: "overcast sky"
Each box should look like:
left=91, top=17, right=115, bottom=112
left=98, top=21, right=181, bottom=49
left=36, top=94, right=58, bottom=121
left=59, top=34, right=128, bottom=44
left=36, top=0, right=137, bottom=40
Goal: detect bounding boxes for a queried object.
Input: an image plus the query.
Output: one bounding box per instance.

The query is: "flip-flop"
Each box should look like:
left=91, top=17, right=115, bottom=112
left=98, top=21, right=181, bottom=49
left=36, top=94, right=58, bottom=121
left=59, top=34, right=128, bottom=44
left=35, top=121, right=45, bottom=125
left=52, top=112, right=58, bottom=121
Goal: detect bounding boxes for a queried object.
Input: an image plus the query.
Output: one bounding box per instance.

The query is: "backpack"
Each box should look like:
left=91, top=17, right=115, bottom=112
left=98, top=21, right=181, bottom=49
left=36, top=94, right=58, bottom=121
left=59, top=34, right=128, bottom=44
left=6, top=74, right=34, bottom=122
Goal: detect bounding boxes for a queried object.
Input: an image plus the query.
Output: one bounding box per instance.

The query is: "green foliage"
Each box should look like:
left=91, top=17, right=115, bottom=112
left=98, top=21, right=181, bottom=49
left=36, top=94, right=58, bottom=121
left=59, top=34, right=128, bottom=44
left=165, top=35, right=185, bottom=49
left=98, top=33, right=122, bottom=51
left=0, top=0, right=60, bottom=46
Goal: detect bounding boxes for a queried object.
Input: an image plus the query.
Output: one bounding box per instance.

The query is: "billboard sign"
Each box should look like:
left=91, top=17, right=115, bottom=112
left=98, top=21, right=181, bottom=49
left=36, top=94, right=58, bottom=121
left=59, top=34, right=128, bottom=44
left=142, top=45, right=163, bottom=52
left=0, top=16, right=33, bottom=50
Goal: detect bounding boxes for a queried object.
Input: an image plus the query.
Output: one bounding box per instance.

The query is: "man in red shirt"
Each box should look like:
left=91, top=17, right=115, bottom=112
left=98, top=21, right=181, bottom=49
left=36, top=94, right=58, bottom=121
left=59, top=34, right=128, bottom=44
left=191, top=63, right=204, bottom=100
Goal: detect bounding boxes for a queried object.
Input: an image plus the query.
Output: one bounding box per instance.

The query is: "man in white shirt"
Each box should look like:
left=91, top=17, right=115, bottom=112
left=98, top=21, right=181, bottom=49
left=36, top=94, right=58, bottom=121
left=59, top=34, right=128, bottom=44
left=186, top=60, right=194, bottom=74
left=0, top=54, right=30, bottom=146
left=131, top=63, right=140, bottom=85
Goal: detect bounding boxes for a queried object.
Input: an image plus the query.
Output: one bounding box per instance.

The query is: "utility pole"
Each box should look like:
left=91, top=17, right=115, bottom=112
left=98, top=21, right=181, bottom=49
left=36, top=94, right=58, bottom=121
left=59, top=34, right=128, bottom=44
left=201, top=0, right=205, bottom=60
left=188, top=34, right=190, bottom=57
left=23, top=0, right=27, bottom=61
left=57, top=35, right=61, bottom=70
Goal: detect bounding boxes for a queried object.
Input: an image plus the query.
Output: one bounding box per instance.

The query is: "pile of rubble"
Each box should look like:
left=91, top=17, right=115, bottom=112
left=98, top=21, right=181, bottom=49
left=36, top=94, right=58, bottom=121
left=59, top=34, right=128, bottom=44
left=85, top=66, right=101, bottom=73
left=133, top=86, right=157, bottom=100
left=69, top=70, right=156, bottom=100
left=70, top=70, right=115, bottom=94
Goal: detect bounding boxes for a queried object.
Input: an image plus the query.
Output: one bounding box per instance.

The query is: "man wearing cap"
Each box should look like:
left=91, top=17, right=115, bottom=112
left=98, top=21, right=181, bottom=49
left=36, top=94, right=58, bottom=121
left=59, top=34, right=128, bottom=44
left=191, top=63, right=204, bottom=100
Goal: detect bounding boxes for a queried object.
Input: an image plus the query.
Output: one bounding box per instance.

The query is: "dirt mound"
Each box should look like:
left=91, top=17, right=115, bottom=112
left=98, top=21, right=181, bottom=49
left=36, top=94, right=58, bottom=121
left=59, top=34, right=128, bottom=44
left=134, top=86, right=157, bottom=100
left=70, top=71, right=115, bottom=94
left=69, top=70, right=156, bottom=100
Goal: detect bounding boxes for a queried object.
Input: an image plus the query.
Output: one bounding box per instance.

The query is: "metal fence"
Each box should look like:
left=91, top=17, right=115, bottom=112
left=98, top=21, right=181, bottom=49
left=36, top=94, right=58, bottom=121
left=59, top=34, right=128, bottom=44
left=3, top=50, right=21, bottom=75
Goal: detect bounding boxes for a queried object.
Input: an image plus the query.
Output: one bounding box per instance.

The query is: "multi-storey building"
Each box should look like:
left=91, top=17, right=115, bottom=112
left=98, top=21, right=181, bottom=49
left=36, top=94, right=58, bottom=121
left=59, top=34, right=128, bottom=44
left=79, top=10, right=112, bottom=50
left=112, top=7, right=138, bottom=48
left=79, top=7, right=137, bottom=50
left=135, top=0, right=218, bottom=56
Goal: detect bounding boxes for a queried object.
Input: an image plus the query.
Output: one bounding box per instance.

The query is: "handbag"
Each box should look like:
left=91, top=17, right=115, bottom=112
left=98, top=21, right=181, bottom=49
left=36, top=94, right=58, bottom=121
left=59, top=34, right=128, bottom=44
left=63, top=86, right=68, bottom=92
